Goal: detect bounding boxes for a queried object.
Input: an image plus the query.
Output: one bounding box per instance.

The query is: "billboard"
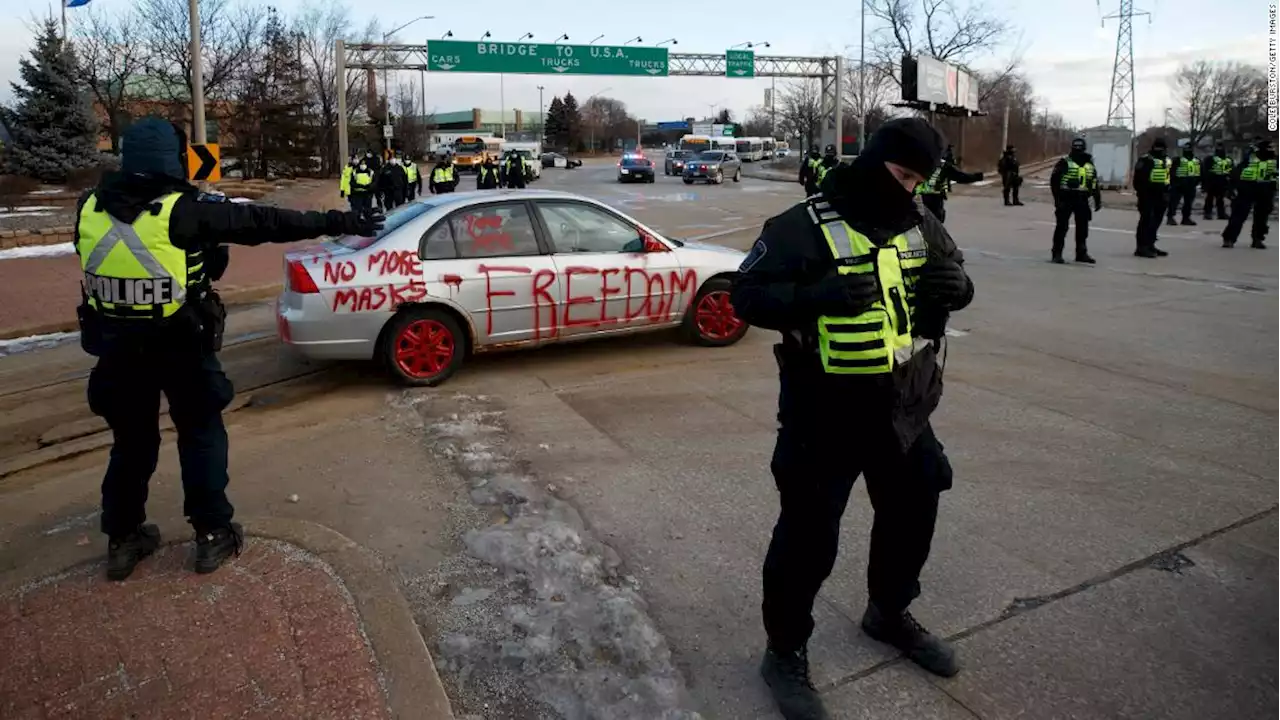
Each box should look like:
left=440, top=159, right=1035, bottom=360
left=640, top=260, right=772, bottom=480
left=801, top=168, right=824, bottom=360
left=901, top=55, right=980, bottom=111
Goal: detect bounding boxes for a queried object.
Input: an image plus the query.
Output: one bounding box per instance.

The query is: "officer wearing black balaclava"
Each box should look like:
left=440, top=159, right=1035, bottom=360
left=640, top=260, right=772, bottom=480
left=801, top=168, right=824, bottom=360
left=799, top=145, right=823, bottom=195
left=1166, top=145, right=1200, bottom=226
left=76, top=117, right=381, bottom=582
left=1048, top=137, right=1101, bottom=264
left=732, top=118, right=973, bottom=720
left=1132, top=138, right=1172, bottom=257
left=1202, top=144, right=1232, bottom=221
left=998, top=145, right=1023, bottom=206
left=1222, top=139, right=1277, bottom=249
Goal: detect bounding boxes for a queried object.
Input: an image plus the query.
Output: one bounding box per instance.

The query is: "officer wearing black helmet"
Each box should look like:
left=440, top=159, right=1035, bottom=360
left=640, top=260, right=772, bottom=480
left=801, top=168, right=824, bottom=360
left=799, top=145, right=823, bottom=196
left=1222, top=139, right=1278, bottom=249
left=1048, top=137, right=1101, bottom=264
left=1132, top=138, right=1172, bottom=257
left=732, top=118, right=972, bottom=720
left=77, top=117, right=382, bottom=581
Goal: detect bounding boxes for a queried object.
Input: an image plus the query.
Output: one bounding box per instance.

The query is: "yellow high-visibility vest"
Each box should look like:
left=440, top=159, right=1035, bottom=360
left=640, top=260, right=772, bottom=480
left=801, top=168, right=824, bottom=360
left=76, top=192, right=199, bottom=320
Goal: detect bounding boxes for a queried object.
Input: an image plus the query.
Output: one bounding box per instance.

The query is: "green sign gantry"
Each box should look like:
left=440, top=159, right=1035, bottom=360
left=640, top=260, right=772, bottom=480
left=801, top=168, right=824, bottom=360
left=725, top=49, right=754, bottom=78
left=427, top=39, right=669, bottom=76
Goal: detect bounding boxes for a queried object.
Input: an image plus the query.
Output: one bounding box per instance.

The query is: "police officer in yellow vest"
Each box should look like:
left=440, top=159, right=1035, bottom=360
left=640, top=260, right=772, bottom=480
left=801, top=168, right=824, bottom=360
left=348, top=159, right=376, bottom=213
left=476, top=156, right=500, bottom=190
left=1166, top=145, right=1201, bottom=226
left=402, top=154, right=421, bottom=201
left=1048, top=137, right=1101, bottom=264
left=799, top=145, right=823, bottom=196
left=339, top=156, right=355, bottom=209
left=429, top=159, right=457, bottom=194
left=913, top=145, right=983, bottom=224
left=1132, top=138, right=1172, bottom=257
left=1202, top=144, right=1232, bottom=220
left=732, top=119, right=972, bottom=720
left=78, top=118, right=381, bottom=581
left=1223, top=139, right=1278, bottom=249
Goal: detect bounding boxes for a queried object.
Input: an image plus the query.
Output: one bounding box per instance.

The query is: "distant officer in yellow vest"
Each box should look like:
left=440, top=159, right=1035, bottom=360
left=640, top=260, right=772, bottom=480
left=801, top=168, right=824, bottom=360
left=348, top=159, right=376, bottom=213
left=476, top=156, right=500, bottom=190
left=430, top=159, right=457, bottom=194
left=1132, top=138, right=1172, bottom=257
left=1222, top=139, right=1278, bottom=249
left=77, top=118, right=381, bottom=581
left=403, top=155, right=421, bottom=200
left=732, top=118, right=973, bottom=720
left=339, top=156, right=354, bottom=209
left=1201, top=144, right=1232, bottom=220
left=1048, top=137, right=1101, bottom=264
left=1166, top=145, right=1201, bottom=226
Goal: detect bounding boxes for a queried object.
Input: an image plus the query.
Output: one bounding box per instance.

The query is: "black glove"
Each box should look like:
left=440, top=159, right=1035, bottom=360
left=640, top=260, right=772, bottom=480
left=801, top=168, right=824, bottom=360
left=915, top=263, right=969, bottom=308
left=326, top=210, right=385, bottom=237
left=799, top=272, right=880, bottom=316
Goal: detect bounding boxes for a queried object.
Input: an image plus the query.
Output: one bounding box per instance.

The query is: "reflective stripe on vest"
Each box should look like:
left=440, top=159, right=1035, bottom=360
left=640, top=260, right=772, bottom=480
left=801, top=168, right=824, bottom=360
left=1257, top=159, right=1278, bottom=182
left=1239, top=158, right=1260, bottom=181
left=77, top=192, right=192, bottom=319
left=915, top=167, right=945, bottom=196
left=1210, top=156, right=1233, bottom=175
left=1148, top=156, right=1170, bottom=184
left=1060, top=159, right=1097, bottom=191
left=815, top=218, right=929, bottom=374
left=433, top=167, right=451, bottom=183
left=1175, top=159, right=1200, bottom=178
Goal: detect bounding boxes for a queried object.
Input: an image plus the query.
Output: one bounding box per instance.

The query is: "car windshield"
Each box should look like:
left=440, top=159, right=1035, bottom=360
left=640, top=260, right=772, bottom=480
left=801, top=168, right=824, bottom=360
left=622, top=156, right=650, bottom=166
left=698, top=151, right=726, bottom=161
left=516, top=150, right=533, bottom=158
left=333, top=199, right=438, bottom=249
left=455, top=140, right=486, bottom=153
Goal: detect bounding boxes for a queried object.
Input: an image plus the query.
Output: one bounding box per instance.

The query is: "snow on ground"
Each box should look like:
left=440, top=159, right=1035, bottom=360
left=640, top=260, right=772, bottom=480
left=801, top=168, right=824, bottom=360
left=27, top=189, right=66, bottom=196
left=0, top=242, right=76, bottom=260
left=0, top=331, right=79, bottom=358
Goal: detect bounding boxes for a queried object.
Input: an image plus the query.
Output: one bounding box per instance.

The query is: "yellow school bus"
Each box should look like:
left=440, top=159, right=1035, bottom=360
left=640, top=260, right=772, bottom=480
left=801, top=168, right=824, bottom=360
left=453, top=135, right=503, bottom=172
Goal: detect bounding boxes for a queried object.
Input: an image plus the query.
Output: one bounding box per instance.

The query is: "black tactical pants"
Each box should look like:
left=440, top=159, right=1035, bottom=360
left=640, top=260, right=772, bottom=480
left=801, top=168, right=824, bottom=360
left=1052, top=194, right=1092, bottom=258
left=1135, top=191, right=1167, bottom=252
left=1001, top=173, right=1021, bottom=205
left=89, top=348, right=234, bottom=538
left=1167, top=181, right=1196, bottom=223
left=1202, top=178, right=1228, bottom=219
left=1223, top=184, right=1275, bottom=245
left=761, top=362, right=954, bottom=653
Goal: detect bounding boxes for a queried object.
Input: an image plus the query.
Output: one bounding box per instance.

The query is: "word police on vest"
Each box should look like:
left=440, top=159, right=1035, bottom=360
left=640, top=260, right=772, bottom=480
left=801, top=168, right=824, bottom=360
left=84, top=272, right=178, bottom=305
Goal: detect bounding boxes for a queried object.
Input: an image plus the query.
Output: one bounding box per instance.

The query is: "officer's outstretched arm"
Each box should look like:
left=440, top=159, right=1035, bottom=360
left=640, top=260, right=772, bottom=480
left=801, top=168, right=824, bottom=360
left=171, top=197, right=361, bottom=247
left=729, top=211, right=823, bottom=331
left=946, top=165, right=983, bottom=184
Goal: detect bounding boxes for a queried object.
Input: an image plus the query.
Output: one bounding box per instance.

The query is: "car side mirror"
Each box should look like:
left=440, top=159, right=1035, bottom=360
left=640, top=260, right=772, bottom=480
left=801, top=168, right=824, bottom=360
left=642, top=234, right=669, bottom=253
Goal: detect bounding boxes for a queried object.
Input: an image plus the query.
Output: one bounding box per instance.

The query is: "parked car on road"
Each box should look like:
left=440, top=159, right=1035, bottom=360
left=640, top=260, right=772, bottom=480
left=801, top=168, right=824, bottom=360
left=617, top=154, right=655, bottom=183
left=277, top=190, right=750, bottom=385
left=683, top=151, right=742, bottom=184
left=540, top=152, right=582, bottom=169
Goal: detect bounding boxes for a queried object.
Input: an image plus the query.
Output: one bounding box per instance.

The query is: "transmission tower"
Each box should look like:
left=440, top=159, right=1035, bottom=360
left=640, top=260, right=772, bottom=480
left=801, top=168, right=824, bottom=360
left=1099, top=0, right=1150, bottom=129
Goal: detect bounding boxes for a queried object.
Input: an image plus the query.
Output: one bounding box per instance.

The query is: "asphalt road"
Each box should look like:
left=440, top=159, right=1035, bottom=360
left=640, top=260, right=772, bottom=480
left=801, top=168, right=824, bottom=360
left=1, top=162, right=1275, bottom=719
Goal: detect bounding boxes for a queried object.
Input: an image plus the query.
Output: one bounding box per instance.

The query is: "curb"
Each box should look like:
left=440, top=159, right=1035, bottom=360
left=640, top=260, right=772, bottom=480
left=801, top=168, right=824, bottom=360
left=0, top=516, right=455, bottom=720
left=0, top=282, right=283, bottom=341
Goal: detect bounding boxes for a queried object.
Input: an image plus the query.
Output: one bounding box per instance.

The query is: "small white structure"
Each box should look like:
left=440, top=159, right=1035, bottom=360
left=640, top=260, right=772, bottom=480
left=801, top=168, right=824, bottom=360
left=1080, top=125, right=1133, bottom=189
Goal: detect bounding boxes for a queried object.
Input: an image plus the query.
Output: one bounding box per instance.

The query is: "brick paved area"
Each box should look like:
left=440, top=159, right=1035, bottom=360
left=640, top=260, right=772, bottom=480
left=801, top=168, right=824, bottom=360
left=0, top=539, right=391, bottom=720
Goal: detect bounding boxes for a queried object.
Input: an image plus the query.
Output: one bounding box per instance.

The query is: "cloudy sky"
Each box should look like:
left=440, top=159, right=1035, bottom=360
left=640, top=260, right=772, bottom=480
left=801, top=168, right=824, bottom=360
left=0, top=0, right=1269, bottom=130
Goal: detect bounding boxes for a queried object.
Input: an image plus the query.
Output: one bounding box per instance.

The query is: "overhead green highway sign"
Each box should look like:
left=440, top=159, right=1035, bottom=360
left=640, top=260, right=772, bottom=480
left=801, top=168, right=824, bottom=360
left=427, top=40, right=669, bottom=77
left=725, top=49, right=754, bottom=78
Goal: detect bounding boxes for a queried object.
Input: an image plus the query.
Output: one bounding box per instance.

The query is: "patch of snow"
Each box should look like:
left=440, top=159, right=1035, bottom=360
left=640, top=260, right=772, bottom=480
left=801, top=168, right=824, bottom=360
left=0, top=330, right=80, bottom=357
left=0, top=242, right=76, bottom=260
left=2, top=205, right=61, bottom=212
left=0, top=210, right=56, bottom=219
left=230, top=197, right=253, bottom=203
left=28, top=188, right=66, bottom=196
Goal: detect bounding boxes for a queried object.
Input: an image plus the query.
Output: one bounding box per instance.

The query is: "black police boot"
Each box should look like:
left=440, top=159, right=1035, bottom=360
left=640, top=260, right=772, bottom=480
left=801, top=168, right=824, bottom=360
left=1180, top=218, right=1197, bottom=226
left=861, top=604, right=960, bottom=678
left=1152, top=246, right=1169, bottom=256
left=1013, top=200, right=1025, bottom=206
left=1252, top=240, right=1267, bottom=249
left=760, top=646, right=830, bottom=720
left=1134, top=247, right=1158, bottom=257
left=106, top=524, right=162, bottom=581
left=1050, top=254, right=1065, bottom=264
left=1075, top=253, right=1096, bottom=264
left=194, top=523, right=244, bottom=574
left=1222, top=240, right=1235, bottom=248
left=1165, top=216, right=1176, bottom=226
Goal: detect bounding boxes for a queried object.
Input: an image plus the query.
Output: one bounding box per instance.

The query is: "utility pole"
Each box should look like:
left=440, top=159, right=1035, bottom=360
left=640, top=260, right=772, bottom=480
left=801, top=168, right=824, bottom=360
left=537, top=85, right=545, bottom=144
left=499, top=74, right=505, bottom=137
left=1001, top=99, right=1010, bottom=150
left=858, top=0, right=866, bottom=154
left=336, top=40, right=347, bottom=163
left=188, top=0, right=207, bottom=144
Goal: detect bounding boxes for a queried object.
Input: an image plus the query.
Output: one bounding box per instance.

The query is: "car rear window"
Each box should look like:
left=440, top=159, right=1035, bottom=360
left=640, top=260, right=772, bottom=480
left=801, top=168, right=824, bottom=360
left=622, top=157, right=651, bottom=167
left=333, top=200, right=437, bottom=249
left=449, top=202, right=540, bottom=258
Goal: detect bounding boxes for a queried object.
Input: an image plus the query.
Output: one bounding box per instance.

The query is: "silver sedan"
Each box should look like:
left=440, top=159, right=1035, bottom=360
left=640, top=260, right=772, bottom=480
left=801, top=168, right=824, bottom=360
left=276, top=189, right=751, bottom=385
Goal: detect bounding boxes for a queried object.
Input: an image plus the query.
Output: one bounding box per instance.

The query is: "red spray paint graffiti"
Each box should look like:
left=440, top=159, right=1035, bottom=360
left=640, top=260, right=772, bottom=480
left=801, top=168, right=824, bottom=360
left=323, top=260, right=357, bottom=284
left=368, top=250, right=422, bottom=278
left=332, top=280, right=428, bottom=312
left=478, top=264, right=698, bottom=340
left=463, top=214, right=514, bottom=251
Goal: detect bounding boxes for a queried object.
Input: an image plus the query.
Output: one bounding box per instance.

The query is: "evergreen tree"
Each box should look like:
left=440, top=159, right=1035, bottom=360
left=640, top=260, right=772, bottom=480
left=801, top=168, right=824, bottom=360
left=561, top=92, right=582, bottom=152
left=229, top=9, right=312, bottom=177
left=545, top=95, right=566, bottom=149
left=0, top=19, right=103, bottom=182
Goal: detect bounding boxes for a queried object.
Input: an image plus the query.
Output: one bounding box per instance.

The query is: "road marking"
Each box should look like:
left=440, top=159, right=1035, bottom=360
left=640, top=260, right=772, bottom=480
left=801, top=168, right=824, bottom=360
left=1029, top=220, right=1204, bottom=239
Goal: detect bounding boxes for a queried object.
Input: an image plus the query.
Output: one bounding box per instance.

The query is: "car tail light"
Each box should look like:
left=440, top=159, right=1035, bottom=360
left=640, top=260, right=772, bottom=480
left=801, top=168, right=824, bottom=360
left=286, top=259, right=319, bottom=294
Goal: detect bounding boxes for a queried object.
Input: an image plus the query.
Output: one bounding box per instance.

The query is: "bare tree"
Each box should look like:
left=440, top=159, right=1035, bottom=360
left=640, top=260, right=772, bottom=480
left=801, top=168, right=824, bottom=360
left=866, top=0, right=1010, bottom=90
left=136, top=0, right=264, bottom=130
left=741, top=105, right=774, bottom=137
left=294, top=0, right=357, bottom=172
left=843, top=59, right=896, bottom=142
left=1172, top=61, right=1266, bottom=146
left=73, top=8, right=148, bottom=152
left=778, top=80, right=824, bottom=150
